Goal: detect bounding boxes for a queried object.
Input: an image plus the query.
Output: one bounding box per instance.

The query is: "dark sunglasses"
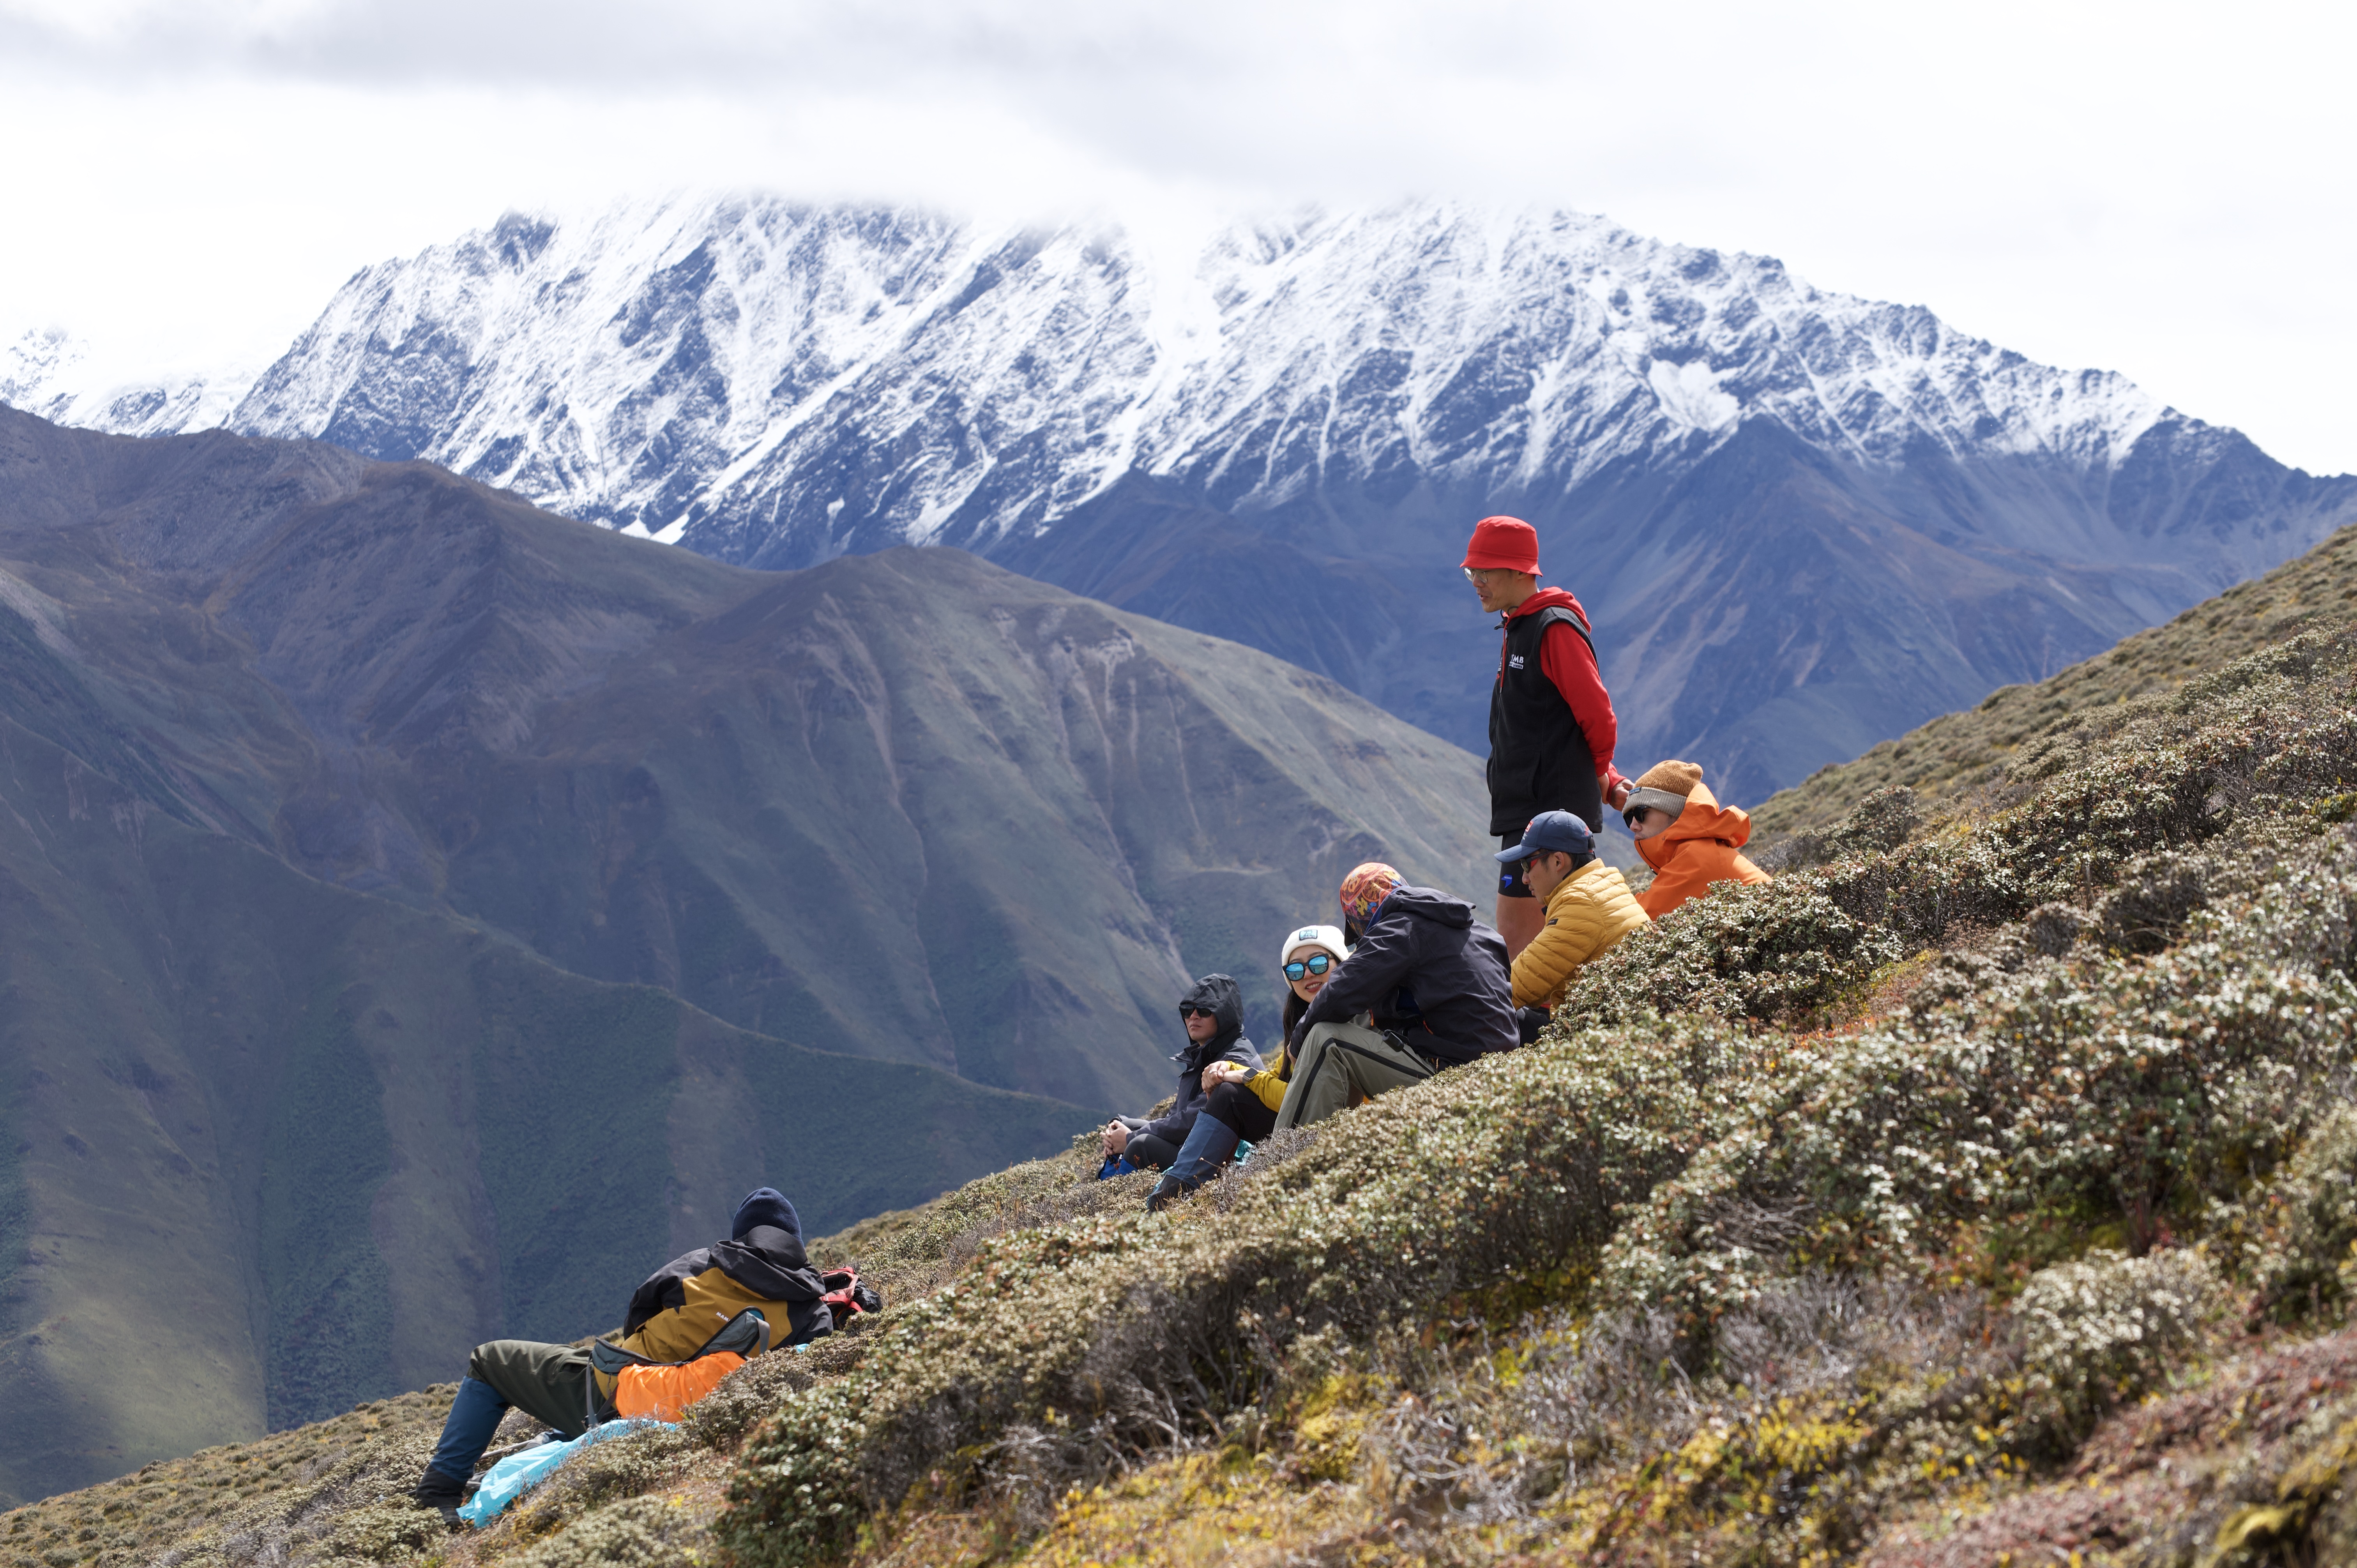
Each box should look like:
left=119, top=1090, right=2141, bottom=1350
left=1179, top=1005, right=1218, bottom=1021
left=1282, top=954, right=1334, bottom=981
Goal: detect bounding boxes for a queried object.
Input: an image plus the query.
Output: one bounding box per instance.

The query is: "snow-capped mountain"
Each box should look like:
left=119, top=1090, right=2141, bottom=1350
left=228, top=199, right=2178, bottom=553
left=2, top=327, right=255, bottom=438
left=30, top=198, right=2357, bottom=800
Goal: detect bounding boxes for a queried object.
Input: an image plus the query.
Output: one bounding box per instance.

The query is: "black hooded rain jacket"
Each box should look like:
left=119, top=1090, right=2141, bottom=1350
left=1289, top=885, right=1515, bottom=1065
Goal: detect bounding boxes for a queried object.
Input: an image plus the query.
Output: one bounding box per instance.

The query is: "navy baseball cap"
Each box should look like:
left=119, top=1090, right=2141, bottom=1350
left=1495, top=810, right=1596, bottom=862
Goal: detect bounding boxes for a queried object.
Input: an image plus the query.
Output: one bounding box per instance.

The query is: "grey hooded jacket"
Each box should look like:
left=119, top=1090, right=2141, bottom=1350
left=1132, top=973, right=1263, bottom=1147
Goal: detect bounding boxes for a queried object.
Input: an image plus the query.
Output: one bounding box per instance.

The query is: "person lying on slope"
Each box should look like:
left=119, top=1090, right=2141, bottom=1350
left=410, top=1188, right=830, bottom=1519
left=1621, top=759, right=1770, bottom=920
left=1495, top=809, right=1648, bottom=1035
left=1099, top=974, right=1262, bottom=1175
left=1148, top=923, right=1354, bottom=1199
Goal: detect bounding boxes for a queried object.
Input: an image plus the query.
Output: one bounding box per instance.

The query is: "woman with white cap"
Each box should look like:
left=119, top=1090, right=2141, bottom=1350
left=1146, top=923, right=1352, bottom=1206
left=1275, top=923, right=1350, bottom=1047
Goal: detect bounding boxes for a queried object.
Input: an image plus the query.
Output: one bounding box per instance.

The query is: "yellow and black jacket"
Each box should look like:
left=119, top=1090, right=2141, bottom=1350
left=592, top=1224, right=829, bottom=1399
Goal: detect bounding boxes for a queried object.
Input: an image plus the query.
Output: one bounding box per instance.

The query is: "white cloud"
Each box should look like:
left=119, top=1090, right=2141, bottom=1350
left=0, top=0, right=2350, bottom=472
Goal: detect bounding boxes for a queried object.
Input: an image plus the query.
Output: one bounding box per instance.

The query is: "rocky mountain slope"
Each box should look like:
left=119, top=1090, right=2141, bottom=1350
left=17, top=521, right=2357, bottom=1563
left=0, top=410, right=1490, bottom=1506
left=21, top=197, right=2352, bottom=801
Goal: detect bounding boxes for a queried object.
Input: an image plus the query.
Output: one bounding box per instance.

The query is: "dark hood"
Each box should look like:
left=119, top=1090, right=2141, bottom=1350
left=731, top=1187, right=800, bottom=1241
left=1383, top=885, right=1475, bottom=929
left=710, top=1223, right=826, bottom=1302
left=1174, top=973, right=1245, bottom=1067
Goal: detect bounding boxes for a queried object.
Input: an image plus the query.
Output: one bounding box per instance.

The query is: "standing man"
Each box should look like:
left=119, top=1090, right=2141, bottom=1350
left=1463, top=515, right=1628, bottom=959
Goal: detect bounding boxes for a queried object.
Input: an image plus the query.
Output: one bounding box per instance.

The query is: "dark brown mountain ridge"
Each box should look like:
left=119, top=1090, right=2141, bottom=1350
left=0, top=409, right=1487, bottom=1096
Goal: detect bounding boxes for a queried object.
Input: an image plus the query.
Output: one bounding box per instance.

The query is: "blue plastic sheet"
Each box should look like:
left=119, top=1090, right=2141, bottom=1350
left=456, top=1419, right=666, bottom=1527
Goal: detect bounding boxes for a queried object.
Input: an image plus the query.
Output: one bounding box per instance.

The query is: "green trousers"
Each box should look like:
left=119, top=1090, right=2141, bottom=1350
left=467, top=1339, right=618, bottom=1439
left=1274, top=1022, right=1437, bottom=1130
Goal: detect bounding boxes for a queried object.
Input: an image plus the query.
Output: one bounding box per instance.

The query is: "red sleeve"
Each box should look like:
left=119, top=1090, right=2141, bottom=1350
left=1539, top=619, right=1618, bottom=779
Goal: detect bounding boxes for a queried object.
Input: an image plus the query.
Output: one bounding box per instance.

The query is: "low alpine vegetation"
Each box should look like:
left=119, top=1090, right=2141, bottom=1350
left=703, top=623, right=2357, bottom=1566
left=16, top=564, right=2357, bottom=1567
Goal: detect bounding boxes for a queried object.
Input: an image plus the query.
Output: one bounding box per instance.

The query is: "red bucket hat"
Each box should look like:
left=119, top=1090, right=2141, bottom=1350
left=1462, top=516, right=1541, bottom=576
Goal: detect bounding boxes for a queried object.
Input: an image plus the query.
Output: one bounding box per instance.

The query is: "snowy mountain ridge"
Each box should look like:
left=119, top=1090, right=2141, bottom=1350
left=11, top=195, right=2351, bottom=799
left=211, top=196, right=2180, bottom=563
left=2, top=326, right=255, bottom=439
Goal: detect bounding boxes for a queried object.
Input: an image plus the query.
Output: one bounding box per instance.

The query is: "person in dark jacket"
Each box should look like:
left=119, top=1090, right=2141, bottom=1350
left=1464, top=514, right=1631, bottom=960
left=1101, top=974, right=1261, bottom=1172
left=410, top=1188, right=828, bottom=1517
left=1298, top=861, right=1516, bottom=1069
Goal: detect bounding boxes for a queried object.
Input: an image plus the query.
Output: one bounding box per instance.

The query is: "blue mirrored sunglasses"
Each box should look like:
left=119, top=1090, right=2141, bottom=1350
left=1283, top=954, right=1335, bottom=982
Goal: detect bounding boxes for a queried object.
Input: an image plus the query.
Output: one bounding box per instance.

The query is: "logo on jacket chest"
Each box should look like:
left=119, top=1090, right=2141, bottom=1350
left=1507, top=654, right=1527, bottom=670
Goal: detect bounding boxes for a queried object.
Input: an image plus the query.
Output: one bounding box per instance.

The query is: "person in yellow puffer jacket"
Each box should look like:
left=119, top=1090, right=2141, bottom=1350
left=1495, top=810, right=1649, bottom=1014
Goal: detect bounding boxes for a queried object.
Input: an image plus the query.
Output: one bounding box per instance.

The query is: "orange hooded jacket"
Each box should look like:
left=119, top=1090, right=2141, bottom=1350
left=1635, top=779, right=1769, bottom=918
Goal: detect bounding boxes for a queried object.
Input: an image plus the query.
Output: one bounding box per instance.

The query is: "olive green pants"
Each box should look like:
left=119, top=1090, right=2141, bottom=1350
left=467, top=1339, right=618, bottom=1439
left=1274, top=1022, right=1437, bottom=1130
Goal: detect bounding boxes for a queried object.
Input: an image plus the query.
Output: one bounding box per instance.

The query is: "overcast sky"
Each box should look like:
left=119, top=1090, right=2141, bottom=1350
left=2, top=0, right=2350, bottom=473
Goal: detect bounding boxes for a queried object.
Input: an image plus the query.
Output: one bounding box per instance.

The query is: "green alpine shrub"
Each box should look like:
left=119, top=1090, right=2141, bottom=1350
left=2244, top=1106, right=2357, bottom=1324
left=2011, top=1247, right=2226, bottom=1450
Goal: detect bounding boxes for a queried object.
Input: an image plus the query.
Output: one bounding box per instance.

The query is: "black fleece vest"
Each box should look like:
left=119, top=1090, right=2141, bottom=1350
left=1486, top=604, right=1601, bottom=836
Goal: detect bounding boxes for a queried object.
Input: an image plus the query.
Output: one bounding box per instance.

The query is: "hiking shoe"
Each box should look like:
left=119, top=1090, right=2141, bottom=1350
left=411, top=1471, right=465, bottom=1525
left=1145, top=1174, right=1191, bottom=1213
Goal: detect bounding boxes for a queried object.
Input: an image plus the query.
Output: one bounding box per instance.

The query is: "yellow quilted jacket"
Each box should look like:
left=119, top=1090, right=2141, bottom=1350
left=1511, top=859, right=1649, bottom=1009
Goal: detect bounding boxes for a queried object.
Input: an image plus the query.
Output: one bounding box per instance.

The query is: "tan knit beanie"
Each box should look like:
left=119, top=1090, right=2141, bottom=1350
left=1624, top=760, right=1704, bottom=823
left=1633, top=760, right=1703, bottom=796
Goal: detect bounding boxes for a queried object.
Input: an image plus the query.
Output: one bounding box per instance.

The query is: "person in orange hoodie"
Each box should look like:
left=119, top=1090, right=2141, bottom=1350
left=1620, top=760, right=1769, bottom=919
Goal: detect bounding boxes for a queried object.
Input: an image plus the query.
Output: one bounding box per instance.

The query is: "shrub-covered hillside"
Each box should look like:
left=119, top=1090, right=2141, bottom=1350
left=13, top=529, right=2357, bottom=1566
left=1751, top=509, right=2357, bottom=839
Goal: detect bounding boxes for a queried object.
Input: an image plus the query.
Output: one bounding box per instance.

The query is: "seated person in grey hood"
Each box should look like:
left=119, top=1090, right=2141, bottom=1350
left=1101, top=974, right=1262, bottom=1172
left=1146, top=924, right=1350, bottom=1204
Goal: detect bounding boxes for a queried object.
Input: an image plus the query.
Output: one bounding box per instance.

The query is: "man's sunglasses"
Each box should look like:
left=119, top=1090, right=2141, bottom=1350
left=1179, top=1005, right=1218, bottom=1021
left=1282, top=954, right=1335, bottom=981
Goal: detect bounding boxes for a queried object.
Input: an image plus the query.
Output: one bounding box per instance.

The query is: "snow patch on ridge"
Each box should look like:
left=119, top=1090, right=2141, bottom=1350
left=1648, top=359, right=1740, bottom=435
